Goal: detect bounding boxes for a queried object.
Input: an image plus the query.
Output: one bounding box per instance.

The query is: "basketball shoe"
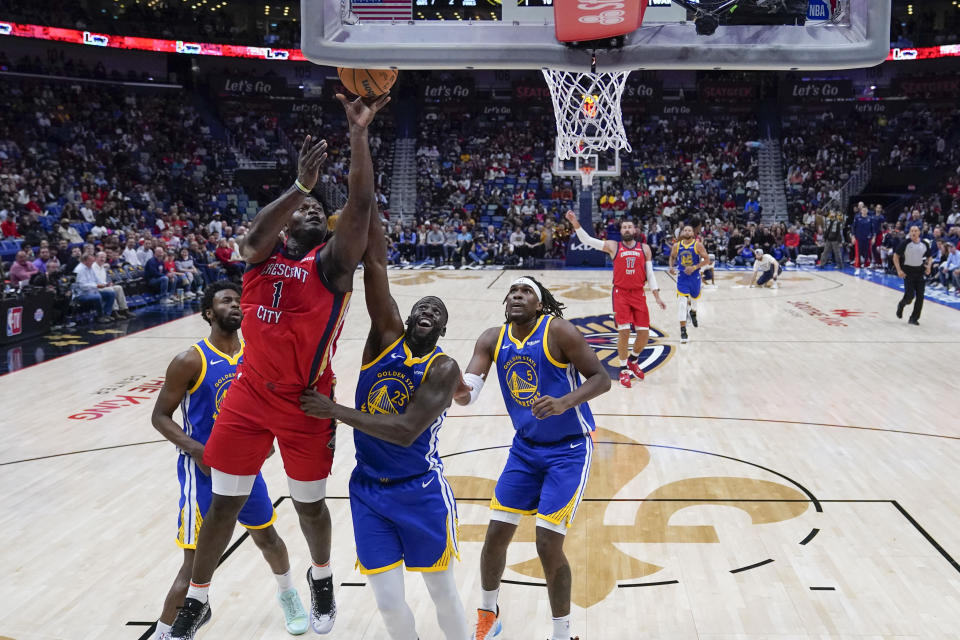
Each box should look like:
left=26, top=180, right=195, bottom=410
left=618, top=369, right=632, bottom=388
left=680, top=327, right=688, bottom=344
left=276, top=587, right=309, bottom=635
left=473, top=607, right=502, bottom=639
left=689, top=311, right=698, bottom=327
left=626, top=357, right=645, bottom=381
left=306, top=569, right=337, bottom=633
left=168, top=598, right=211, bottom=640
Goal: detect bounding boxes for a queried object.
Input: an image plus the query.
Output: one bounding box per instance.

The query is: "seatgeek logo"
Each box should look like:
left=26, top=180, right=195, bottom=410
left=576, top=0, right=627, bottom=26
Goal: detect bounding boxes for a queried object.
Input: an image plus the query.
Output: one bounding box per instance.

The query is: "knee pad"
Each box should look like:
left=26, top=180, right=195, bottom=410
left=287, top=477, right=327, bottom=503
left=211, top=469, right=257, bottom=497
left=489, top=509, right=522, bottom=526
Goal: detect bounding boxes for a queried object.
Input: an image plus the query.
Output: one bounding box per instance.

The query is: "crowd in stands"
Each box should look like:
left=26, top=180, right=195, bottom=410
left=3, top=61, right=960, bottom=330
left=0, top=75, right=255, bottom=324
left=3, top=0, right=299, bottom=49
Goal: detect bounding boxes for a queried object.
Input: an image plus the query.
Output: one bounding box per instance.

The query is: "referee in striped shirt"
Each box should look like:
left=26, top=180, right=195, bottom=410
left=893, top=225, right=933, bottom=325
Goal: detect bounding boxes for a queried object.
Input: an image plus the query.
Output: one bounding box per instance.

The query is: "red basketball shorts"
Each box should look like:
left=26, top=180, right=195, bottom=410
left=612, top=287, right=649, bottom=330
left=203, top=364, right=336, bottom=482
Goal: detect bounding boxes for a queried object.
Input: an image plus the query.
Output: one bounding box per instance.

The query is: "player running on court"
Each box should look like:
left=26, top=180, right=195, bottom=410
left=168, top=92, right=390, bottom=640
left=564, top=211, right=665, bottom=388
left=299, top=207, right=469, bottom=640
left=669, top=224, right=711, bottom=344
left=150, top=281, right=308, bottom=640
left=456, top=276, right=611, bottom=640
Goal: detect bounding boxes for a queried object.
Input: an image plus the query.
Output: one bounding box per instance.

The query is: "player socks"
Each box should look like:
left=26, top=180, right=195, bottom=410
left=551, top=615, right=571, bottom=640
left=186, top=581, right=210, bottom=604
left=153, top=621, right=172, bottom=639
left=480, top=587, right=499, bottom=612
left=311, top=561, right=332, bottom=580
left=275, top=569, right=294, bottom=592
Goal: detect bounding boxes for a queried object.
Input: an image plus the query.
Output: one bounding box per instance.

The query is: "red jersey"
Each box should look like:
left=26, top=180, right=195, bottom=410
left=240, top=244, right=350, bottom=390
left=613, top=241, right=647, bottom=291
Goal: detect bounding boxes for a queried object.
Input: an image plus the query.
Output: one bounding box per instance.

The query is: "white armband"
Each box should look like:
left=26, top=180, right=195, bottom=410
left=645, top=260, right=659, bottom=291
left=462, top=373, right=485, bottom=405
left=574, top=226, right=607, bottom=252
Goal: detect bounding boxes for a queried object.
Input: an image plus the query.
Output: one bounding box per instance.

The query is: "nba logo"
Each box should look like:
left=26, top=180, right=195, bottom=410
left=7, top=306, right=23, bottom=337
left=807, top=0, right=836, bottom=21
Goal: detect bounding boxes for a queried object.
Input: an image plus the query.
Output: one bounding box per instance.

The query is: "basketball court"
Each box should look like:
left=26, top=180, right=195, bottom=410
left=2, top=267, right=959, bottom=639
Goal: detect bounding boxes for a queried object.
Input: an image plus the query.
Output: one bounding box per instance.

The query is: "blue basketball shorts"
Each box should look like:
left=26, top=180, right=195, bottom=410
left=491, top=432, right=593, bottom=530
left=176, top=453, right=276, bottom=549
left=350, top=467, right=459, bottom=574
left=677, top=273, right=702, bottom=299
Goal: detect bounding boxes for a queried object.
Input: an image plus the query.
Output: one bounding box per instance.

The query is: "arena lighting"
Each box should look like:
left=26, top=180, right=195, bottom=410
left=0, top=19, right=957, bottom=64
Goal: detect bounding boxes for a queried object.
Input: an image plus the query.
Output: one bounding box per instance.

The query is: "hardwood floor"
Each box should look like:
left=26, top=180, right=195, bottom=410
left=1, top=268, right=958, bottom=639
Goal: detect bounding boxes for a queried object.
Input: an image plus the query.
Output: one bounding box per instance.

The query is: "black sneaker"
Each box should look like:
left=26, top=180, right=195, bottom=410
left=689, top=311, right=698, bottom=328
left=896, top=302, right=904, bottom=319
left=908, top=318, right=919, bottom=326
left=680, top=326, right=688, bottom=344
left=306, top=568, right=337, bottom=634
left=169, top=597, right=211, bottom=640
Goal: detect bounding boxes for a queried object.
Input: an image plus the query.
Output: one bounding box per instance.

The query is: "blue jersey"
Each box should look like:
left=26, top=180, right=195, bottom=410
left=495, top=315, right=594, bottom=443
left=180, top=339, right=244, bottom=447
left=676, top=240, right=701, bottom=278
left=354, top=336, right=446, bottom=481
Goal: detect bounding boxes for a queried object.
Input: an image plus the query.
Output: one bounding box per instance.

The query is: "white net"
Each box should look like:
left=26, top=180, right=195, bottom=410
left=543, top=69, right=632, bottom=161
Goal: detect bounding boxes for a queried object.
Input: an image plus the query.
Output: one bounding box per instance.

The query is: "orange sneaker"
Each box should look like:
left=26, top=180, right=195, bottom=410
left=472, top=607, right=502, bottom=640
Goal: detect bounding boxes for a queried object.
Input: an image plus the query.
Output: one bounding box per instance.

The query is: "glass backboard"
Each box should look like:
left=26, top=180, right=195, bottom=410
left=301, top=0, right=891, bottom=72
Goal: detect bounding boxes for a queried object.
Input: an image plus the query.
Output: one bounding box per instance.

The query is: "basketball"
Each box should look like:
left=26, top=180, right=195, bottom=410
left=337, top=67, right=398, bottom=99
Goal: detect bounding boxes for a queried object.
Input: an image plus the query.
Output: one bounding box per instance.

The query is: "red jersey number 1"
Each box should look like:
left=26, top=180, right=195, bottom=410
left=272, top=281, right=283, bottom=307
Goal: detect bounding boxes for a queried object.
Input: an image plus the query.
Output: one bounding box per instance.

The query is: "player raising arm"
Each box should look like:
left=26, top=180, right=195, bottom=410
left=168, top=93, right=390, bottom=640
left=300, top=203, right=469, bottom=639
left=565, top=210, right=664, bottom=387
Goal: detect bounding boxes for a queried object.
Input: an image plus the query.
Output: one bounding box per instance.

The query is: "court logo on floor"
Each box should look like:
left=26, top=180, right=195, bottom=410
left=569, top=313, right=674, bottom=379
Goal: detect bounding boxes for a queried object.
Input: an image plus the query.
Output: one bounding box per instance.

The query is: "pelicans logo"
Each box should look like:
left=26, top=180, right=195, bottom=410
left=569, top=314, right=674, bottom=379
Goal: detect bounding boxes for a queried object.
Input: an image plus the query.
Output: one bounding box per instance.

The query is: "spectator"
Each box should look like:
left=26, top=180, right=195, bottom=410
left=175, top=247, right=204, bottom=297
left=122, top=238, right=142, bottom=266
left=8, top=250, right=39, bottom=286
left=214, top=238, right=244, bottom=281
left=1, top=216, right=19, bottom=239
left=73, top=253, right=116, bottom=323
left=144, top=246, right=180, bottom=305
left=94, top=252, right=133, bottom=319
left=935, top=242, right=960, bottom=293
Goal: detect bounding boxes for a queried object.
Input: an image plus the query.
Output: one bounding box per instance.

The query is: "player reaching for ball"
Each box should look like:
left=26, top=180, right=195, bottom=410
left=168, top=92, right=390, bottom=640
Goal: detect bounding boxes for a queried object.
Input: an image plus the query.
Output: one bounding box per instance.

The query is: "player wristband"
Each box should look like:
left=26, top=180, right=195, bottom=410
left=294, top=179, right=312, bottom=194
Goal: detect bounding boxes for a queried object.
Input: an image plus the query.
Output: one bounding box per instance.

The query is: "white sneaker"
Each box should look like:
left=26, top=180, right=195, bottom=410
left=185, top=291, right=197, bottom=299
left=161, top=297, right=176, bottom=305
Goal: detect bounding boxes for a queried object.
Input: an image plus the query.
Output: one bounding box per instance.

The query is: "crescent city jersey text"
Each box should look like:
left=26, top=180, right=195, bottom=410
left=240, top=244, right=350, bottom=388
left=354, top=336, right=447, bottom=480
left=495, top=315, right=595, bottom=443
left=180, top=338, right=244, bottom=447
left=613, top=241, right=647, bottom=290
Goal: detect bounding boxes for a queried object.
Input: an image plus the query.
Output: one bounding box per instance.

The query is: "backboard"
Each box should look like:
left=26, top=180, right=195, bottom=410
left=301, top=0, right=892, bottom=72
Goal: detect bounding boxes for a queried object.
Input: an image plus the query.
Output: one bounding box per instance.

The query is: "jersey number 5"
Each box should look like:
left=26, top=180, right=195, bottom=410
left=272, top=281, right=283, bottom=307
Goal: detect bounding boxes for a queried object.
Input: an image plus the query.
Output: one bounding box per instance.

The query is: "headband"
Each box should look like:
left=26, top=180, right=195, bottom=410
left=511, top=277, right=542, bottom=301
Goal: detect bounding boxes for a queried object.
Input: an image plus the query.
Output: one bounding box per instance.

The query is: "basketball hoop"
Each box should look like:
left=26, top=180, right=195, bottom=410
left=543, top=69, right=632, bottom=161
